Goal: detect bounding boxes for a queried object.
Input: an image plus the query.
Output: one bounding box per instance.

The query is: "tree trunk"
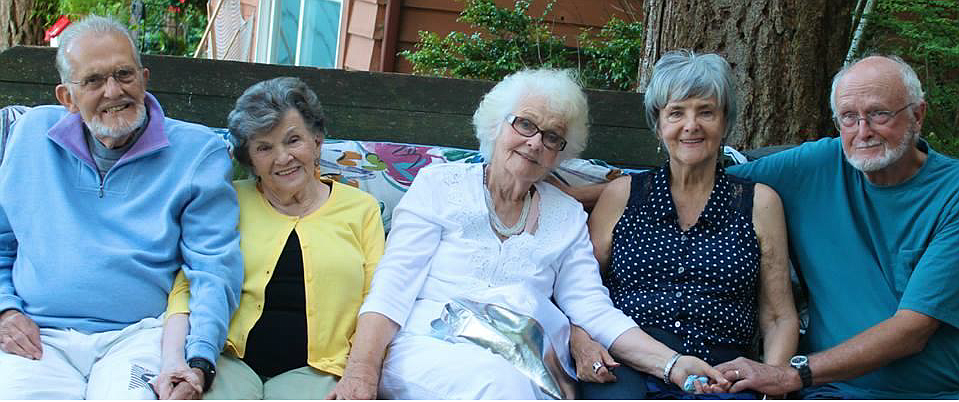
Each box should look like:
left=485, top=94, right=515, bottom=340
left=638, top=0, right=857, bottom=150
left=0, top=0, right=49, bottom=52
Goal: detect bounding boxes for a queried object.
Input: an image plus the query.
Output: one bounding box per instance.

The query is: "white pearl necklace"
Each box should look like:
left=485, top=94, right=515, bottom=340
left=483, top=166, right=532, bottom=237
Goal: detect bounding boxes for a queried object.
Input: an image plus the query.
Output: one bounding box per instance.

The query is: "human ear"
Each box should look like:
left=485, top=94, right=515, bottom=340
left=55, top=84, right=79, bottom=113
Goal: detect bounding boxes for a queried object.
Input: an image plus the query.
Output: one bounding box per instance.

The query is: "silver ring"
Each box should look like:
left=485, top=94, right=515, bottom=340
left=736, top=370, right=742, bottom=379
left=592, top=361, right=603, bottom=374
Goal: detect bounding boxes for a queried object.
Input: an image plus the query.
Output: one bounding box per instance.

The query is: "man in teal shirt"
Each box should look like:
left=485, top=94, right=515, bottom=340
left=719, top=55, right=959, bottom=398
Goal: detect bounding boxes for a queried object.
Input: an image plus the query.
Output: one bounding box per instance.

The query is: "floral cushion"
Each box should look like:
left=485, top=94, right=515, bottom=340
left=317, top=138, right=630, bottom=232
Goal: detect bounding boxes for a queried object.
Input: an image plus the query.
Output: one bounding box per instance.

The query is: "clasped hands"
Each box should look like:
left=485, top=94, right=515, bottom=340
left=154, top=363, right=205, bottom=400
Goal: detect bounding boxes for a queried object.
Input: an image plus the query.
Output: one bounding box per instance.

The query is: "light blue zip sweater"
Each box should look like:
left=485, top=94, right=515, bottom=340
left=0, top=93, right=243, bottom=365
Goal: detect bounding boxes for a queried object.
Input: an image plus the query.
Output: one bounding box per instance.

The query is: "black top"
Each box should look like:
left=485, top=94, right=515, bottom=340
left=241, top=229, right=309, bottom=377
left=608, top=164, right=760, bottom=364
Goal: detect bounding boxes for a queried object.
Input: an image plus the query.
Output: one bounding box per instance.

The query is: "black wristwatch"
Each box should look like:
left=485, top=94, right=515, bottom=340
left=789, top=355, right=812, bottom=388
left=187, top=357, right=216, bottom=392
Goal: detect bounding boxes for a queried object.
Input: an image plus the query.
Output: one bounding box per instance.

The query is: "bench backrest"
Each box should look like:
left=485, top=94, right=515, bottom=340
left=0, top=46, right=658, bottom=169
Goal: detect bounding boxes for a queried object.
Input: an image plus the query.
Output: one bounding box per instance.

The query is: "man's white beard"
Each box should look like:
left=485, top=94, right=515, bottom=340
left=845, top=127, right=919, bottom=173
left=86, top=103, right=147, bottom=141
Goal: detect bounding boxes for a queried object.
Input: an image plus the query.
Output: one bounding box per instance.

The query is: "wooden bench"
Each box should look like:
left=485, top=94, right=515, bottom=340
left=0, top=46, right=660, bottom=170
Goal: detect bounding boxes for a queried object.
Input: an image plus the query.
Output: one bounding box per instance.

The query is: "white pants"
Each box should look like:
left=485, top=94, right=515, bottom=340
left=0, top=316, right=163, bottom=399
left=379, top=333, right=548, bottom=400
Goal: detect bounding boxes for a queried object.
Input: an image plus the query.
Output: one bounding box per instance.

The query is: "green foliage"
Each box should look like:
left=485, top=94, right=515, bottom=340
left=57, top=0, right=207, bottom=57
left=134, top=0, right=208, bottom=57
left=31, top=0, right=64, bottom=32
left=857, top=0, right=959, bottom=155
left=59, top=0, right=130, bottom=20
left=399, top=0, right=644, bottom=91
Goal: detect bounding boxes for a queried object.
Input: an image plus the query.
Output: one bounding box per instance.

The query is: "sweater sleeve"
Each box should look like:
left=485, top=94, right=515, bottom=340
left=178, top=141, right=244, bottom=365
left=359, top=197, right=386, bottom=299
left=553, top=206, right=637, bottom=348
left=0, top=203, right=22, bottom=314
left=358, top=167, right=444, bottom=327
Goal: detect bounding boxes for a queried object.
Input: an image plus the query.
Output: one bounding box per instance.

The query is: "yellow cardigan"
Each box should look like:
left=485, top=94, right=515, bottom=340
left=169, top=177, right=384, bottom=376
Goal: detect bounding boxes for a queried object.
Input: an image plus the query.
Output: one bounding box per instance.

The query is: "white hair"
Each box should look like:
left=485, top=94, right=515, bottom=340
left=55, top=15, right=141, bottom=84
left=472, top=68, right=589, bottom=164
left=830, top=55, right=924, bottom=118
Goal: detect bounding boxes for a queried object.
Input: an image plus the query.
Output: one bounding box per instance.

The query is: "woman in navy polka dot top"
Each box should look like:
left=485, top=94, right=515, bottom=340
left=574, top=50, right=800, bottom=399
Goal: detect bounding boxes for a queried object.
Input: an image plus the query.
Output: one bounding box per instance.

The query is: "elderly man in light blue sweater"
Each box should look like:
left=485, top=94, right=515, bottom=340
left=0, top=15, right=242, bottom=399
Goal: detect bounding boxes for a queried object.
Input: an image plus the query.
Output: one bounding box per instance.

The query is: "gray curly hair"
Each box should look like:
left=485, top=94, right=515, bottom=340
left=227, top=77, right=326, bottom=168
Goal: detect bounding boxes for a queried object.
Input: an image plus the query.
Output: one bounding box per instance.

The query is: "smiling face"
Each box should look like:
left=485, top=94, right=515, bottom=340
left=834, top=57, right=923, bottom=172
left=491, top=98, right=567, bottom=182
left=657, top=96, right=725, bottom=168
left=248, top=109, right=323, bottom=197
left=55, top=31, right=150, bottom=146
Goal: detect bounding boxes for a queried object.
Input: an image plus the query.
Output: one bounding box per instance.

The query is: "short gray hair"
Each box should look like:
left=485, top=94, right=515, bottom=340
left=56, top=15, right=141, bottom=83
left=228, top=77, right=326, bottom=168
left=830, top=55, right=925, bottom=118
left=643, top=50, right=738, bottom=139
left=472, top=68, right=589, bottom=164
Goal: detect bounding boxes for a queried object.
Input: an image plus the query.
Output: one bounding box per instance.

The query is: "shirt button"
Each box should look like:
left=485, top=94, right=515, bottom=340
left=681, top=235, right=688, bottom=241
left=674, top=320, right=681, bottom=328
left=675, top=291, right=682, bottom=297
left=677, top=267, right=685, bottom=274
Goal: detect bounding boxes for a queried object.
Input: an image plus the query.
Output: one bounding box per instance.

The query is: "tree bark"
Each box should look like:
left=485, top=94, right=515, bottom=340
left=0, top=0, right=49, bottom=52
left=638, top=0, right=857, bottom=149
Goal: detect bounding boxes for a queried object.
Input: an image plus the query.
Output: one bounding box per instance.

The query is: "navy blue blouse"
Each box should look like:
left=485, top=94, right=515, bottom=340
left=608, top=165, right=760, bottom=363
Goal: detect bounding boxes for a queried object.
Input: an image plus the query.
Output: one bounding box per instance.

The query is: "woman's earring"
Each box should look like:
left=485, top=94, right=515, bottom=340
left=314, top=156, right=321, bottom=167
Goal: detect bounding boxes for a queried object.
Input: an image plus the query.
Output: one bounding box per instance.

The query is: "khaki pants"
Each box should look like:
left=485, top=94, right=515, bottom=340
left=204, top=354, right=338, bottom=400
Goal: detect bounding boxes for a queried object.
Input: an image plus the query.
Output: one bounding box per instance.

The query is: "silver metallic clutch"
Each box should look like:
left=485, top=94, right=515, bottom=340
left=430, top=297, right=566, bottom=399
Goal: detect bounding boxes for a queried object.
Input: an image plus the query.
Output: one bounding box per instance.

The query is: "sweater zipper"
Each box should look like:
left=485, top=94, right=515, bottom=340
left=98, top=178, right=104, bottom=198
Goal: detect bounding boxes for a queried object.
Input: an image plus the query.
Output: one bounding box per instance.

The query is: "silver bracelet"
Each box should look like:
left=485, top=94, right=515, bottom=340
left=663, top=353, right=683, bottom=383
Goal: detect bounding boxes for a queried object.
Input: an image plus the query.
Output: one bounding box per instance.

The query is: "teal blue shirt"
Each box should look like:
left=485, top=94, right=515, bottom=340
left=728, top=137, right=959, bottom=399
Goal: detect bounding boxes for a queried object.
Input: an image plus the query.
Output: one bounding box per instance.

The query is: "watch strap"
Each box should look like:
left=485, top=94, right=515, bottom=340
left=187, top=357, right=216, bottom=392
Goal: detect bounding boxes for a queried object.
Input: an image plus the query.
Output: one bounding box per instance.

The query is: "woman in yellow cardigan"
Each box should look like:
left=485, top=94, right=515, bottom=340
left=154, top=77, right=384, bottom=399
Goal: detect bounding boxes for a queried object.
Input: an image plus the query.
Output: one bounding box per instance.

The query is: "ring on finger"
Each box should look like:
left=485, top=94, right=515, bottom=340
left=592, top=361, right=603, bottom=374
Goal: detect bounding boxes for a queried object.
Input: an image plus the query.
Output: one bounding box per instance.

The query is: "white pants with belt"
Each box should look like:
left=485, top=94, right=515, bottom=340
left=0, top=315, right=163, bottom=400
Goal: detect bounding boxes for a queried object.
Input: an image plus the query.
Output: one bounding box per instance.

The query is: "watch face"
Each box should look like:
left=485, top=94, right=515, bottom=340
left=790, top=355, right=808, bottom=367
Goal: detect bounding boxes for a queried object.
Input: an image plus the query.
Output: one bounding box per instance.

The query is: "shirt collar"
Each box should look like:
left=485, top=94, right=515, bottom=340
left=47, top=92, right=169, bottom=166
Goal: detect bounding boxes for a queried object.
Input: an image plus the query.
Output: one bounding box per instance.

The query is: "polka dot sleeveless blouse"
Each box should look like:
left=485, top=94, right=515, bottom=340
left=608, top=166, right=761, bottom=360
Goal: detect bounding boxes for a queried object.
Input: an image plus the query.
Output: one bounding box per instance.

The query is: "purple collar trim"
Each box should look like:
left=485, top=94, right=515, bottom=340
left=47, top=92, right=170, bottom=167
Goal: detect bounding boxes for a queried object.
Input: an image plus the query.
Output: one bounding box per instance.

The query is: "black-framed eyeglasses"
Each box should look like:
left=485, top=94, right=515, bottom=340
left=835, top=103, right=914, bottom=129
left=68, top=67, right=141, bottom=90
left=506, top=114, right=568, bottom=152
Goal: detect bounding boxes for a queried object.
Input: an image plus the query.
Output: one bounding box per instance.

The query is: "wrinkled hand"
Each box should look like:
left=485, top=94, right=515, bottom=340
left=326, top=362, right=378, bottom=400
left=669, top=355, right=731, bottom=394
left=155, top=365, right=204, bottom=400
left=0, top=309, right=42, bottom=359
left=570, top=331, right=619, bottom=383
left=714, top=357, right=800, bottom=395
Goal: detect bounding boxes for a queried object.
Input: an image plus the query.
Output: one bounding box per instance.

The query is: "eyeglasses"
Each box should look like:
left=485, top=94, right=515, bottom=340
left=68, top=67, right=141, bottom=90
left=506, top=114, right=568, bottom=152
left=836, top=103, right=914, bottom=129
